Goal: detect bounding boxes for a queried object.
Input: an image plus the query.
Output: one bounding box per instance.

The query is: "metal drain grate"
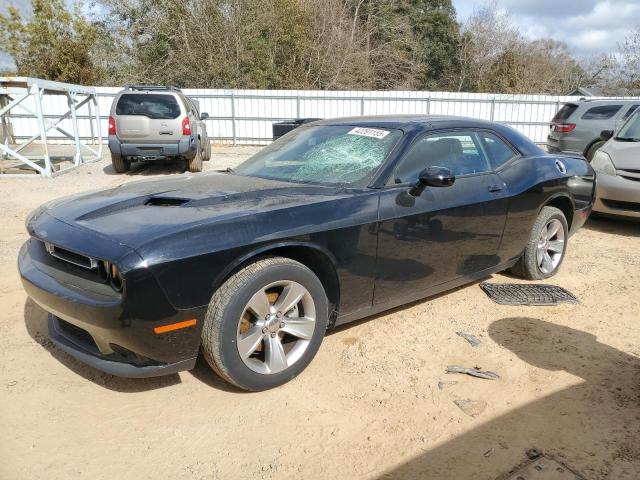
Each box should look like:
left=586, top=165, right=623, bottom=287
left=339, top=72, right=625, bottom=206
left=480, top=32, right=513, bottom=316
left=480, top=283, right=578, bottom=306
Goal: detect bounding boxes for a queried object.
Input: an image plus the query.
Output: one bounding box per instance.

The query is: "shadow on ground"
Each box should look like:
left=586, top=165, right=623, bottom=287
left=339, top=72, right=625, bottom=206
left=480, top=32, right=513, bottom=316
left=377, top=317, right=640, bottom=479
left=585, top=215, right=640, bottom=237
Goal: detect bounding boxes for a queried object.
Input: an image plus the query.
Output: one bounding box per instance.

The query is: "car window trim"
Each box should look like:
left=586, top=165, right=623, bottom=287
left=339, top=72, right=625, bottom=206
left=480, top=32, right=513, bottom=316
left=580, top=104, right=624, bottom=120
left=622, top=104, right=640, bottom=120
left=115, top=92, right=183, bottom=119
left=384, top=127, right=521, bottom=187
left=475, top=129, right=522, bottom=172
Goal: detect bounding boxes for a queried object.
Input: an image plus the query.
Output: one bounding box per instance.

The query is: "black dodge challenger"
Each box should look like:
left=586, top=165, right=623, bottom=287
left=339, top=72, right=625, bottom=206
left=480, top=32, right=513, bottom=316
left=19, top=116, right=596, bottom=390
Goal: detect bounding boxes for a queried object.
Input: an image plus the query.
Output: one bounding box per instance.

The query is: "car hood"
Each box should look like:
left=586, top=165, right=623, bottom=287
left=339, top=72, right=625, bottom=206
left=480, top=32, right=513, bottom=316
left=40, top=172, right=351, bottom=251
left=603, top=140, right=640, bottom=170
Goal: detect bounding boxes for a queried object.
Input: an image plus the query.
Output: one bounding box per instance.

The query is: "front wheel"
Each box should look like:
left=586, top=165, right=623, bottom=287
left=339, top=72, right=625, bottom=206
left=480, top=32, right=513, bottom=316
left=201, top=257, right=329, bottom=391
left=510, top=206, right=569, bottom=280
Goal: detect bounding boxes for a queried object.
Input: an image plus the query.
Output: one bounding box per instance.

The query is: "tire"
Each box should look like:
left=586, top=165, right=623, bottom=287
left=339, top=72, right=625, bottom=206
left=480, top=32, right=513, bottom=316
left=510, top=206, right=569, bottom=280
left=202, top=139, right=211, bottom=161
left=186, top=143, right=203, bottom=172
left=201, top=256, right=329, bottom=391
left=111, top=153, right=130, bottom=173
left=585, top=141, right=605, bottom=162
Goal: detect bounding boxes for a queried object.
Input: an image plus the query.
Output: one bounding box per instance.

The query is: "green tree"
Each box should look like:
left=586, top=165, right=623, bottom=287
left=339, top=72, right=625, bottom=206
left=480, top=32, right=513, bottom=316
left=97, top=0, right=312, bottom=89
left=0, top=0, right=98, bottom=84
left=360, top=0, right=423, bottom=89
left=401, top=0, right=461, bottom=89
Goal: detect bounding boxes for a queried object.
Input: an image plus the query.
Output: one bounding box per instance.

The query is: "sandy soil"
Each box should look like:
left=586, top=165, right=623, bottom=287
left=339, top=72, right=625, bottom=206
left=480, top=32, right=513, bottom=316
left=1, top=148, right=639, bottom=480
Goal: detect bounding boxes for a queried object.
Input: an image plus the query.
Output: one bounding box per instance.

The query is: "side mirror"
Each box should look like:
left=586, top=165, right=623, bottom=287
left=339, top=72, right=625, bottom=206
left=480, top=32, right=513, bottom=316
left=600, top=129, right=614, bottom=141
left=409, top=166, right=455, bottom=197
left=200, top=112, right=209, bottom=120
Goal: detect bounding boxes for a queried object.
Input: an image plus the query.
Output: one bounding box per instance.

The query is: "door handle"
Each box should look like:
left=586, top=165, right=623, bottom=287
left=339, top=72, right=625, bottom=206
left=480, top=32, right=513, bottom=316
left=488, top=184, right=503, bottom=192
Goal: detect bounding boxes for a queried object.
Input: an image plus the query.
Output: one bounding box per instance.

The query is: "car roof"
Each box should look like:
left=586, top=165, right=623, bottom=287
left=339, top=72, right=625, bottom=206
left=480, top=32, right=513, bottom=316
left=313, top=114, right=544, bottom=166
left=312, top=115, right=501, bottom=130
left=571, top=99, right=640, bottom=106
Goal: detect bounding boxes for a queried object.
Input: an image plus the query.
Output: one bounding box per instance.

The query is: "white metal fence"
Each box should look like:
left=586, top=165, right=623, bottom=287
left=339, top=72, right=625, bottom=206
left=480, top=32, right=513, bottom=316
left=2, top=87, right=612, bottom=145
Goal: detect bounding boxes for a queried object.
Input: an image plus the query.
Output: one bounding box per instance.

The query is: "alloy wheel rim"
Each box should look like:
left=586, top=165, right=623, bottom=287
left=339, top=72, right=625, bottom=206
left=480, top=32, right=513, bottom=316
left=236, top=280, right=316, bottom=375
left=536, top=218, right=565, bottom=274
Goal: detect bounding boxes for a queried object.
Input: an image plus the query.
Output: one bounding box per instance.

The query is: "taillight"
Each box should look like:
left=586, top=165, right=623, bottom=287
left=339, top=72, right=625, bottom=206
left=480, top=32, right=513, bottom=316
left=182, top=117, right=191, bottom=136
left=108, top=116, right=116, bottom=135
left=551, top=123, right=576, bottom=133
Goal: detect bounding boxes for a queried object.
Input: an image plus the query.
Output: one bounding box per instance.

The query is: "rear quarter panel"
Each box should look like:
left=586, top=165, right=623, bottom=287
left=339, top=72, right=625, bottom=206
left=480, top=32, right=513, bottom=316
left=497, top=154, right=595, bottom=262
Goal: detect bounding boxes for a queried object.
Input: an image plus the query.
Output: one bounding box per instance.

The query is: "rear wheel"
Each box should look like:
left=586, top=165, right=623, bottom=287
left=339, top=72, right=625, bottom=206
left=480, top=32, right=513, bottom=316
left=186, top=143, right=203, bottom=172
left=111, top=153, right=130, bottom=173
left=510, top=206, right=568, bottom=280
left=201, top=257, right=329, bottom=391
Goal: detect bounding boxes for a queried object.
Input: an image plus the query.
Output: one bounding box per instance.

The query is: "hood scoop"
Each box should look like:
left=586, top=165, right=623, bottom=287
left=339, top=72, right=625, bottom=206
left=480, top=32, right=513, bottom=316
left=144, top=197, right=190, bottom=207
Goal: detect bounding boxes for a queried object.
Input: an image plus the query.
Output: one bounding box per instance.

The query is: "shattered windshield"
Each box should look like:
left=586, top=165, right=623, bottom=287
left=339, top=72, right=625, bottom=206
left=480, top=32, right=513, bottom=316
left=616, top=111, right=640, bottom=141
left=234, top=125, right=403, bottom=185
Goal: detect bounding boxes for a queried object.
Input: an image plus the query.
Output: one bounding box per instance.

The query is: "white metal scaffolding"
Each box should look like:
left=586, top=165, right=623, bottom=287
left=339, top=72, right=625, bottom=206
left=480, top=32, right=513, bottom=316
left=0, top=77, right=103, bottom=177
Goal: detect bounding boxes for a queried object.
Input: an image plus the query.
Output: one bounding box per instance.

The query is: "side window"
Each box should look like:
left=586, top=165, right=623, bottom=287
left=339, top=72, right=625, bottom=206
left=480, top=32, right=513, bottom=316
left=186, top=98, right=197, bottom=115
left=581, top=105, right=623, bottom=120
left=622, top=105, right=639, bottom=120
left=477, top=131, right=518, bottom=170
left=393, top=131, right=490, bottom=184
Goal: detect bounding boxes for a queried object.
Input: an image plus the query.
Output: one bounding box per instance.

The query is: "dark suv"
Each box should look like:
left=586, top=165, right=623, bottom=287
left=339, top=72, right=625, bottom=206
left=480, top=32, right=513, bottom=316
left=108, top=85, right=211, bottom=173
left=547, top=99, right=640, bottom=161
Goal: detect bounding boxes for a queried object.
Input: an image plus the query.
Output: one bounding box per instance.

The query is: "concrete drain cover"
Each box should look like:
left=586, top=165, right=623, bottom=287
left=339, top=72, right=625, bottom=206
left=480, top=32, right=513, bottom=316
left=480, top=283, right=578, bottom=306
left=502, top=456, right=586, bottom=480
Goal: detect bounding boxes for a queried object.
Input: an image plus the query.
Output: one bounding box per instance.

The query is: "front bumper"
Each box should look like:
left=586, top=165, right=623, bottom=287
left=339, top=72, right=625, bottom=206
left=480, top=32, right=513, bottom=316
left=48, top=315, right=196, bottom=377
left=19, top=238, right=204, bottom=378
left=593, top=173, right=640, bottom=219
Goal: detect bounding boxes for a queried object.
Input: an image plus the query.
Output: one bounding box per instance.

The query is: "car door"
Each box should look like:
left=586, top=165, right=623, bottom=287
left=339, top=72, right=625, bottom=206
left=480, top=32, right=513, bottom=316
left=373, top=130, right=509, bottom=306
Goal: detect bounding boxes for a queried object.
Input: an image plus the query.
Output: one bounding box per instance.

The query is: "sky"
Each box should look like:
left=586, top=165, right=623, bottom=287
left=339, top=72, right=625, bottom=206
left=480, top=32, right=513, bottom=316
left=2, top=0, right=639, bottom=71
left=453, top=0, right=639, bottom=57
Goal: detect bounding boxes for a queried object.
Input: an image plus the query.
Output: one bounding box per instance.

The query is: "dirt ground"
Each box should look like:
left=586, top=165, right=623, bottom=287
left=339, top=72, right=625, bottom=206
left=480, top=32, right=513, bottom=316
left=1, top=147, right=639, bottom=480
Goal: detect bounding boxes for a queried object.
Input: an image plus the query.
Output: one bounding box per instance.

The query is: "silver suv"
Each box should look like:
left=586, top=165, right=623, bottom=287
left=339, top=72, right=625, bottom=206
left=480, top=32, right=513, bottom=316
left=547, top=99, right=640, bottom=161
left=108, top=85, right=211, bottom=173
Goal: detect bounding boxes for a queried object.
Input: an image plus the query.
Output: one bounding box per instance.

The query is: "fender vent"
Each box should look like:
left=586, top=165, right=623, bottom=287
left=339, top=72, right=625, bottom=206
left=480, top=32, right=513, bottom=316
left=144, top=197, right=189, bottom=207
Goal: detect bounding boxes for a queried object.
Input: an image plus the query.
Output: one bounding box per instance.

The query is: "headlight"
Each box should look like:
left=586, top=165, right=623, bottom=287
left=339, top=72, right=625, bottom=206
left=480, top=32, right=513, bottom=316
left=101, top=260, right=123, bottom=292
left=24, top=205, right=46, bottom=231
left=110, top=263, right=123, bottom=292
left=591, top=150, right=616, bottom=176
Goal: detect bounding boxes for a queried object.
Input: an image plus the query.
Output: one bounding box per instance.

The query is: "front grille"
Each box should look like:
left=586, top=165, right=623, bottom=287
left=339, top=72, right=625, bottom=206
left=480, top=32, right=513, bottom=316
left=601, top=199, right=640, bottom=212
left=109, top=344, right=160, bottom=366
left=57, top=318, right=97, bottom=348
left=44, top=242, right=98, bottom=270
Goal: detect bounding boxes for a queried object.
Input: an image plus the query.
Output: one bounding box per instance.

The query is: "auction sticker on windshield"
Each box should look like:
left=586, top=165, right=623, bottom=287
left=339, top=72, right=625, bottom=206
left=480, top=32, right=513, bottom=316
left=347, top=127, right=390, bottom=139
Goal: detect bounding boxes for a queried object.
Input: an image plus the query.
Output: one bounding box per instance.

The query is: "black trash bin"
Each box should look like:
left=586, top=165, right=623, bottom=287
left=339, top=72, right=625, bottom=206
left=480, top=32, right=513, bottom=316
left=272, top=118, right=321, bottom=140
